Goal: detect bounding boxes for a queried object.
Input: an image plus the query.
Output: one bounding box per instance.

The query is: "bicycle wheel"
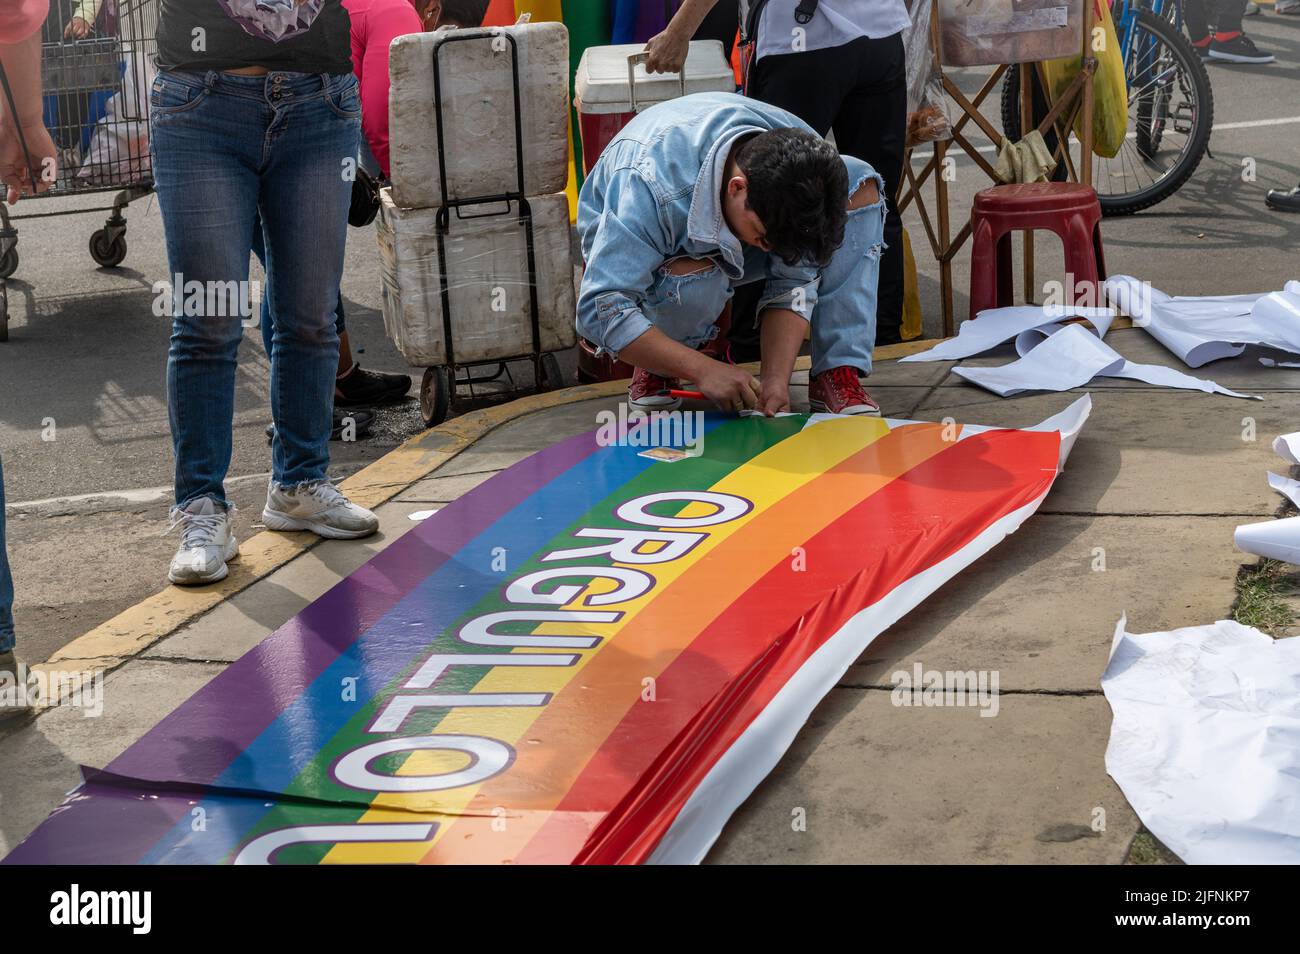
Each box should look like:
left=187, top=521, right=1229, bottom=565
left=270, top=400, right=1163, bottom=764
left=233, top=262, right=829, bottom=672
left=1001, top=8, right=1214, bottom=216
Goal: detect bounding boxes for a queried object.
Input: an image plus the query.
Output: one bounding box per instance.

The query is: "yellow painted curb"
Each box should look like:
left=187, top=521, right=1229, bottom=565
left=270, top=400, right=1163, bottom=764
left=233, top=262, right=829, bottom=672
left=45, top=339, right=944, bottom=672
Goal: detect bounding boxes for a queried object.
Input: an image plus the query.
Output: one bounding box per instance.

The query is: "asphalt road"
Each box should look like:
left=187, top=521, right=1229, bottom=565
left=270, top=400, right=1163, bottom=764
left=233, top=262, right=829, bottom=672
left=2, top=11, right=1299, bottom=662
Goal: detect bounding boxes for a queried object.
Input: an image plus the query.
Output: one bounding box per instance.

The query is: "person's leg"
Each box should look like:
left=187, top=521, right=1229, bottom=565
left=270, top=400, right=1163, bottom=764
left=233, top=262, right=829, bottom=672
left=829, top=33, right=907, bottom=346
left=810, top=159, right=885, bottom=377
left=628, top=258, right=734, bottom=409
left=152, top=71, right=262, bottom=510
left=259, top=73, right=357, bottom=489
left=258, top=72, right=377, bottom=539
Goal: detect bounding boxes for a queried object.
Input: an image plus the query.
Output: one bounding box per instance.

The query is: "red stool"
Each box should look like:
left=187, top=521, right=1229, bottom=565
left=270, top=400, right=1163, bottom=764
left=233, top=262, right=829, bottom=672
left=969, top=183, right=1106, bottom=321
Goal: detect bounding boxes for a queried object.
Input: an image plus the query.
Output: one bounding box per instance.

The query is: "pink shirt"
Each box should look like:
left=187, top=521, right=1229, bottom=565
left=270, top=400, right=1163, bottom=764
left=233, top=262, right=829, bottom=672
left=0, top=1, right=48, bottom=44
left=343, top=0, right=423, bottom=179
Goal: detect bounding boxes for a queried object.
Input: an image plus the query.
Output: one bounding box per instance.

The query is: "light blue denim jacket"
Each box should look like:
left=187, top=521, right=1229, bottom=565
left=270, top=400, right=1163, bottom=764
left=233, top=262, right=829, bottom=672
left=576, top=91, right=831, bottom=358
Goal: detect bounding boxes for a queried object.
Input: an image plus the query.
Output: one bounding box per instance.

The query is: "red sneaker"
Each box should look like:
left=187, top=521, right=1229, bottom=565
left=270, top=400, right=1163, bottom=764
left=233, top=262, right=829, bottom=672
left=628, top=367, right=682, bottom=411
left=809, top=366, right=881, bottom=416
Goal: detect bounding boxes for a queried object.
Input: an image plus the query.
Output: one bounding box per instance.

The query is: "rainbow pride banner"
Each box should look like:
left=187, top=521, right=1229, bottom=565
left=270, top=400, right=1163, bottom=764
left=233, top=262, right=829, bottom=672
left=5, top=398, right=1089, bottom=864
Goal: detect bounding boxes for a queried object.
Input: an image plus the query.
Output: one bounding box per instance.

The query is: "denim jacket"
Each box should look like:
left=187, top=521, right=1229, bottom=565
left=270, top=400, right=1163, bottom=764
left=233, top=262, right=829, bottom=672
left=576, top=91, right=826, bottom=358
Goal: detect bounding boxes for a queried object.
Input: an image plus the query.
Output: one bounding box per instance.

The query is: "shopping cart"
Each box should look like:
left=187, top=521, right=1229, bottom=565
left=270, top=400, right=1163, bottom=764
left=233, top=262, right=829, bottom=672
left=1, top=0, right=158, bottom=340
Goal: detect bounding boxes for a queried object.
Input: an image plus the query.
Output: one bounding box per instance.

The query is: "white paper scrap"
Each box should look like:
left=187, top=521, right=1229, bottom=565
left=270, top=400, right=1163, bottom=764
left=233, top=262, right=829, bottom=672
left=1235, top=515, right=1300, bottom=564
left=898, top=304, right=1114, bottom=363
left=952, top=323, right=1258, bottom=399
left=1268, top=472, right=1300, bottom=510
left=1275, top=432, right=1300, bottom=466
left=1103, top=615, right=1300, bottom=864
left=1105, top=274, right=1300, bottom=368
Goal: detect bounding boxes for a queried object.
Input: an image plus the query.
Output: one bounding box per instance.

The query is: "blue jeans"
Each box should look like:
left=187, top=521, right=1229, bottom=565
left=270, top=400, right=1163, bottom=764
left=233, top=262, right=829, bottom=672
left=251, top=219, right=346, bottom=358
left=150, top=70, right=360, bottom=508
left=0, top=450, right=13, bottom=653
left=639, top=158, right=885, bottom=378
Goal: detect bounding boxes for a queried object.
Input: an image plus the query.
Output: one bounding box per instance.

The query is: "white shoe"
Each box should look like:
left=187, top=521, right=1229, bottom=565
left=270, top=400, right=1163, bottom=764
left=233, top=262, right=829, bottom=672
left=262, top=480, right=379, bottom=540
left=168, top=497, right=238, bottom=585
left=0, top=651, right=34, bottom=724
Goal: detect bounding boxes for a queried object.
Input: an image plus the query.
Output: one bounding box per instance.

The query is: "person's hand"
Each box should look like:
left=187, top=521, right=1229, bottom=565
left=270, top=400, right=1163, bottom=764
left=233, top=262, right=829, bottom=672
left=694, top=359, right=761, bottom=413
left=0, top=122, right=58, bottom=204
left=757, top=373, right=791, bottom=418
left=64, top=16, right=92, bottom=39
left=643, top=27, right=690, bottom=74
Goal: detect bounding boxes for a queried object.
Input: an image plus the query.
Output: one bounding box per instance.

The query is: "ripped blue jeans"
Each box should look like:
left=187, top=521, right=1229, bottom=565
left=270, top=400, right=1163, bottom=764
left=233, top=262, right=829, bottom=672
left=644, top=157, right=886, bottom=377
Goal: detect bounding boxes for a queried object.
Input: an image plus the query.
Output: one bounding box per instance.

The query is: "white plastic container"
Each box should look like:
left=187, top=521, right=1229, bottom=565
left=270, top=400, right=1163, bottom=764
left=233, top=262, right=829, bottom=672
left=573, top=40, right=734, bottom=172
left=388, top=22, right=570, bottom=209
left=376, top=188, right=576, bottom=368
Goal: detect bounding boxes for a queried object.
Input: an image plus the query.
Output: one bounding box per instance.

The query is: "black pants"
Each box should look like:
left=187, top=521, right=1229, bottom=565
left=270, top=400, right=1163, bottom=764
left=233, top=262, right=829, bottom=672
left=733, top=31, right=908, bottom=355
left=1184, top=0, right=1246, bottom=40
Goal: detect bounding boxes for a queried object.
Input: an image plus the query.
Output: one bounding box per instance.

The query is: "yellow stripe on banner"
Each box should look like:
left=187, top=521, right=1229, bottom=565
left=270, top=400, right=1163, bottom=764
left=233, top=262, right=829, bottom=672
left=320, top=416, right=890, bottom=863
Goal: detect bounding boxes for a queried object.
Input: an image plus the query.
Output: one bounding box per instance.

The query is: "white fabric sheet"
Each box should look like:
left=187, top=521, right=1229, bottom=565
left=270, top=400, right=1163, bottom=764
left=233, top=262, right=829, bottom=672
left=1105, top=275, right=1300, bottom=367
left=951, top=324, right=1257, bottom=400
left=898, top=304, right=1115, bottom=363
left=1276, top=432, right=1300, bottom=466
left=1103, top=616, right=1300, bottom=865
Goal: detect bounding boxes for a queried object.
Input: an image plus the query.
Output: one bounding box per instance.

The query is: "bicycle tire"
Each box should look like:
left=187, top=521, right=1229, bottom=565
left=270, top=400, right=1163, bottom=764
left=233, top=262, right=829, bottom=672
left=1000, top=9, right=1214, bottom=216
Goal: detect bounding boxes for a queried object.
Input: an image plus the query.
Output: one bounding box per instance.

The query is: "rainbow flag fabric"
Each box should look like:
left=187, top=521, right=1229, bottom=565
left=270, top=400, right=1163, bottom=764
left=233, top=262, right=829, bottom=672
left=5, top=399, right=1089, bottom=864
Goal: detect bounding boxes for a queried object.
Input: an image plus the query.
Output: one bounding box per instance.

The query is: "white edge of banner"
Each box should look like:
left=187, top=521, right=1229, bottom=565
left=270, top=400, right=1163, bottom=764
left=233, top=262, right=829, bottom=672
left=647, top=396, right=1091, bottom=865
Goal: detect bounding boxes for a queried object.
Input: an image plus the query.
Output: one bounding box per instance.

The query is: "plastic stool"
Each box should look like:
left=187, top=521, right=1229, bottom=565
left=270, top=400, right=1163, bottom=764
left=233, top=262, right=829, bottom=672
left=969, top=183, right=1106, bottom=321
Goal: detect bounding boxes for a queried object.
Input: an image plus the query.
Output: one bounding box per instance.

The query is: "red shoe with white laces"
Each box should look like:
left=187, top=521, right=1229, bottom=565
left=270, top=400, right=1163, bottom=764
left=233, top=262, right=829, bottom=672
left=628, top=367, right=682, bottom=411
left=809, top=366, right=881, bottom=416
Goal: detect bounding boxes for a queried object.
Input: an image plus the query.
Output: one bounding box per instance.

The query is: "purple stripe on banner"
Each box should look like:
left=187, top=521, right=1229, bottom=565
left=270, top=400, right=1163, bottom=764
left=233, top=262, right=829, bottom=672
left=107, top=430, right=597, bottom=785
left=5, top=432, right=598, bottom=865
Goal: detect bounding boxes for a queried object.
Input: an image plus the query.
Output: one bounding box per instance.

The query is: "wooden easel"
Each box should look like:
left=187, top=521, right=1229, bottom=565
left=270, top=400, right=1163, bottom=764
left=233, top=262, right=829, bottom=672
left=898, top=0, right=1098, bottom=335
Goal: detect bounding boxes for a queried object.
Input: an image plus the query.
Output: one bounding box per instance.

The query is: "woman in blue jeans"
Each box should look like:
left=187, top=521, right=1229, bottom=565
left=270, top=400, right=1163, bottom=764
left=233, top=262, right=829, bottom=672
left=152, top=0, right=379, bottom=586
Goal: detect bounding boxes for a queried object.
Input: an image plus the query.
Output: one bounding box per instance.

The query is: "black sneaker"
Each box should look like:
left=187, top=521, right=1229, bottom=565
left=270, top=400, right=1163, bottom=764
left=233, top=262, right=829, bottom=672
left=265, top=407, right=375, bottom=444
left=1208, top=34, right=1275, bottom=63
left=1190, top=38, right=1212, bottom=60
left=1266, top=186, right=1300, bottom=213
left=335, top=364, right=412, bottom=407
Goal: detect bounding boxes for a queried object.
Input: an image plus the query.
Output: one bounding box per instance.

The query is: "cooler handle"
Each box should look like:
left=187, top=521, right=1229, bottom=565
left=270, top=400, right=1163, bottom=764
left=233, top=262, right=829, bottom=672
left=626, top=51, right=687, bottom=113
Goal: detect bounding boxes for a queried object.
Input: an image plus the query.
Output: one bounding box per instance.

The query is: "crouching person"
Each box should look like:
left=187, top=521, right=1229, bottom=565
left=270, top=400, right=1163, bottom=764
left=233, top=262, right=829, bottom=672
left=576, top=91, right=886, bottom=416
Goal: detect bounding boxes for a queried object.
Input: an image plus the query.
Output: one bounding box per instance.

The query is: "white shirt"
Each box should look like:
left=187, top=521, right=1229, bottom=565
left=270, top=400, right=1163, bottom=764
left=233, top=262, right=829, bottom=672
left=744, top=0, right=912, bottom=61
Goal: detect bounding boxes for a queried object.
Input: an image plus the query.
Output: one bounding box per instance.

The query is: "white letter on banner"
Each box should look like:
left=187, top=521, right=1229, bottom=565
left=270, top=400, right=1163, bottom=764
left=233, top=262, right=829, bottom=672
left=405, top=652, right=578, bottom=690
left=369, top=692, right=549, bottom=733
left=234, top=823, right=437, bottom=864
left=459, top=610, right=619, bottom=649
left=616, top=491, right=752, bottom=528
left=544, top=528, right=703, bottom=564
left=333, top=735, right=512, bottom=792
left=505, top=566, right=654, bottom=606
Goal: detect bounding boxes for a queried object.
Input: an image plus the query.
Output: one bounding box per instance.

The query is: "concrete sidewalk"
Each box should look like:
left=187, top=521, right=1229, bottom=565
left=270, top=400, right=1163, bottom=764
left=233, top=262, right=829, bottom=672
left=3, top=329, right=1293, bottom=863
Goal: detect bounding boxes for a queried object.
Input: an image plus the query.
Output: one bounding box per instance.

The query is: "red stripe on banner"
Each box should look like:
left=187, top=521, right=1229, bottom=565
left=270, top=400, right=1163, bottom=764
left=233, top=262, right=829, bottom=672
left=547, top=427, right=1061, bottom=864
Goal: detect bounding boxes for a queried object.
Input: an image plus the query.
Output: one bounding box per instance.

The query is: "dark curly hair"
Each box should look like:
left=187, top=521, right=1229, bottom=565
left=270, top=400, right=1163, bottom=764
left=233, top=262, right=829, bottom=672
left=734, top=128, right=848, bottom=267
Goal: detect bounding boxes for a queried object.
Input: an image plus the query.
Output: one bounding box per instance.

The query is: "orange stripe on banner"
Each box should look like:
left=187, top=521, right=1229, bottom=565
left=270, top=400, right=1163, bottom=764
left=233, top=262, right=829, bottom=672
left=427, top=420, right=960, bottom=863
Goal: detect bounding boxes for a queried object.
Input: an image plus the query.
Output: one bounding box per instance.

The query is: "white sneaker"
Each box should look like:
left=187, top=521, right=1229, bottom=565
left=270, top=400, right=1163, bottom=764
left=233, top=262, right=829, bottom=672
left=168, top=497, right=238, bottom=585
left=262, top=480, right=378, bottom=540
left=0, top=651, right=34, bottom=724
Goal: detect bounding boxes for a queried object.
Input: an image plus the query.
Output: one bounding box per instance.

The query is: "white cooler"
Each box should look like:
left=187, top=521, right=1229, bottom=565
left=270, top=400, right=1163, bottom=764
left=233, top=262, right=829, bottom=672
left=573, top=40, right=735, bottom=173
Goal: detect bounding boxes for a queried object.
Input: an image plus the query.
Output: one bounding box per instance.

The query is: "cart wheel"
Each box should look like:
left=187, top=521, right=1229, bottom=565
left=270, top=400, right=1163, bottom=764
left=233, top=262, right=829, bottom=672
left=89, top=230, right=127, bottom=268
left=0, top=246, right=16, bottom=280
left=538, top=353, right=565, bottom=390
left=420, top=366, right=451, bottom=428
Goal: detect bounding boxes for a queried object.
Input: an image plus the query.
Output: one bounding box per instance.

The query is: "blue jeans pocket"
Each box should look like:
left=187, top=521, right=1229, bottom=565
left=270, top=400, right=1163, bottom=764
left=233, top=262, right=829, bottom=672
left=150, top=73, right=210, bottom=116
